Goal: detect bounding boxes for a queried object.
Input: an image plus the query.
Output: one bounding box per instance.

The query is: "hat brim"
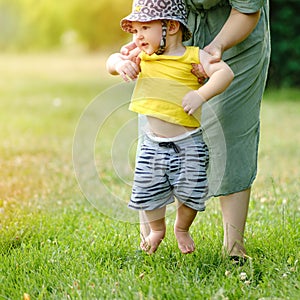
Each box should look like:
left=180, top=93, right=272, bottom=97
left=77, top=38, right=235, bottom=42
left=120, top=16, right=192, bottom=42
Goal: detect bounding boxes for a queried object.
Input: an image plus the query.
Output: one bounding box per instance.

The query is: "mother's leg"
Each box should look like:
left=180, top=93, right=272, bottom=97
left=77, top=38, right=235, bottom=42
left=219, top=188, right=250, bottom=257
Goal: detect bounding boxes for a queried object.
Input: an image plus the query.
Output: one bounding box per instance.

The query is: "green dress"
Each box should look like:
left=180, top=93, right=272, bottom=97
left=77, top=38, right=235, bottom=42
left=184, top=0, right=271, bottom=196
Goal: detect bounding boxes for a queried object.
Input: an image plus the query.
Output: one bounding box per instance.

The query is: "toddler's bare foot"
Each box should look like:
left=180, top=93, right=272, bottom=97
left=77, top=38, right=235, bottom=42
left=140, top=230, right=165, bottom=254
left=174, top=228, right=195, bottom=254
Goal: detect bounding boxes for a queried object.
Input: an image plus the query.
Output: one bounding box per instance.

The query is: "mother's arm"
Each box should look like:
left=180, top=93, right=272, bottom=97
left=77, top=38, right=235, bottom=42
left=193, top=8, right=261, bottom=79
left=204, top=8, right=260, bottom=59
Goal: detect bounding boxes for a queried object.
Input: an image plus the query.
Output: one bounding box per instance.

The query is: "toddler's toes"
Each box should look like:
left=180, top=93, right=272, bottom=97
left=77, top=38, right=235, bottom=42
left=175, top=229, right=195, bottom=254
left=179, top=242, right=195, bottom=254
left=140, top=231, right=164, bottom=254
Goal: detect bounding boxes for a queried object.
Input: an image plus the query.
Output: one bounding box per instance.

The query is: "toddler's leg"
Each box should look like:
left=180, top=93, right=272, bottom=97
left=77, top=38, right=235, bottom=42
left=141, top=206, right=166, bottom=254
left=139, top=211, right=151, bottom=240
left=174, top=203, right=197, bottom=254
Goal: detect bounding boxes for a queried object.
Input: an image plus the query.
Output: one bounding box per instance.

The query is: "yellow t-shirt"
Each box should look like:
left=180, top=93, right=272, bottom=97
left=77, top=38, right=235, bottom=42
left=129, top=46, right=202, bottom=127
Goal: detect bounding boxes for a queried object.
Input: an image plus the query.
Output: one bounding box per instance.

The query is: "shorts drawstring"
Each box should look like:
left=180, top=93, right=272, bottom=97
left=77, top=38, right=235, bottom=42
left=158, top=142, right=181, bottom=153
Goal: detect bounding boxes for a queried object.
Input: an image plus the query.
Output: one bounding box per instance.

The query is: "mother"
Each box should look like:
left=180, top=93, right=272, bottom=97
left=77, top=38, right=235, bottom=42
left=125, top=0, right=270, bottom=260
left=183, top=0, right=270, bottom=260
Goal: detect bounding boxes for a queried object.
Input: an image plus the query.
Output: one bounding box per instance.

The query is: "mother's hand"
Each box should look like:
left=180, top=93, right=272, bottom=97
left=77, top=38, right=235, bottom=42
left=191, top=63, right=208, bottom=84
left=121, top=41, right=141, bottom=63
left=119, top=41, right=141, bottom=79
left=203, top=42, right=223, bottom=61
left=192, top=43, right=223, bottom=84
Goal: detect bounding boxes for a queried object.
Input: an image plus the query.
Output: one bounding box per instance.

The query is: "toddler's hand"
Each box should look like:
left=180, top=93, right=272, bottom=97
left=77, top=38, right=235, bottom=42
left=182, top=91, right=206, bottom=115
left=116, top=60, right=140, bottom=82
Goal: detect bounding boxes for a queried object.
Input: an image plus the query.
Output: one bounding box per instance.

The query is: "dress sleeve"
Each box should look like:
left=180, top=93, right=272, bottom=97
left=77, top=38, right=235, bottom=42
left=229, top=0, right=265, bottom=13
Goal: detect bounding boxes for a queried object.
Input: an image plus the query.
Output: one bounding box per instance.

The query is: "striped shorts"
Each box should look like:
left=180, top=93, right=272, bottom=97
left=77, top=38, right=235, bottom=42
left=129, top=129, right=209, bottom=212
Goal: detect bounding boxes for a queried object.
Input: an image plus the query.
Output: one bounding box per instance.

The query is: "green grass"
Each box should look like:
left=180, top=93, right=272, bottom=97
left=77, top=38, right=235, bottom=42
left=0, top=52, right=299, bottom=299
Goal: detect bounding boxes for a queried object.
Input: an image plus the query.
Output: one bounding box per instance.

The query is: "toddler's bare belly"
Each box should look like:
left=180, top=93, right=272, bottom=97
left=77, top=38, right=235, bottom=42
left=147, top=116, right=197, bottom=138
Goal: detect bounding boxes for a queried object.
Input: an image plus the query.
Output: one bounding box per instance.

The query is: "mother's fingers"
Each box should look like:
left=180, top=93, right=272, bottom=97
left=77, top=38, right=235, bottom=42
left=191, top=63, right=208, bottom=81
left=120, top=41, right=137, bottom=55
left=121, top=66, right=139, bottom=82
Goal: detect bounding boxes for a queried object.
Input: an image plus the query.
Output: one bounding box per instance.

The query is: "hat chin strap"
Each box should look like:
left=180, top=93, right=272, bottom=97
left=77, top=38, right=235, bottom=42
left=155, top=20, right=168, bottom=55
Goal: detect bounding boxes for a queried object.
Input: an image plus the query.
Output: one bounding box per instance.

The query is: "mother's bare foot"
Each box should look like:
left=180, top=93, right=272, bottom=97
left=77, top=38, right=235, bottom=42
left=174, top=228, right=195, bottom=254
left=140, top=230, right=165, bottom=254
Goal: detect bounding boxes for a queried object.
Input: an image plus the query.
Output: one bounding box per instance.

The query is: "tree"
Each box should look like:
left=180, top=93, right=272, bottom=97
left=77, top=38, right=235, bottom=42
left=268, top=0, right=300, bottom=87
left=67, top=0, right=130, bottom=51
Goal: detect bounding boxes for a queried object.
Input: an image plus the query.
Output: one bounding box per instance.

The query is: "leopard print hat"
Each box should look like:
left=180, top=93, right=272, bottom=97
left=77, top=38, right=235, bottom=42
left=120, top=0, right=192, bottom=42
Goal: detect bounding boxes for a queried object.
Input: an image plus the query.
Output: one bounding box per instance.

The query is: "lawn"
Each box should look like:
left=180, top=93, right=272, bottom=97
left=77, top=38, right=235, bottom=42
left=0, top=52, right=299, bottom=299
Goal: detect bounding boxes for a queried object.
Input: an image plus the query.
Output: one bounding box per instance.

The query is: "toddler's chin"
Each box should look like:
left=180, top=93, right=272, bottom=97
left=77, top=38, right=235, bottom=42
left=146, top=50, right=155, bottom=55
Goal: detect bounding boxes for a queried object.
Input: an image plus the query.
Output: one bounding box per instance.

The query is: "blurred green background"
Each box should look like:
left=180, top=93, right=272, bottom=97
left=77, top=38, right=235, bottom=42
left=0, top=0, right=299, bottom=88
left=0, top=0, right=130, bottom=52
